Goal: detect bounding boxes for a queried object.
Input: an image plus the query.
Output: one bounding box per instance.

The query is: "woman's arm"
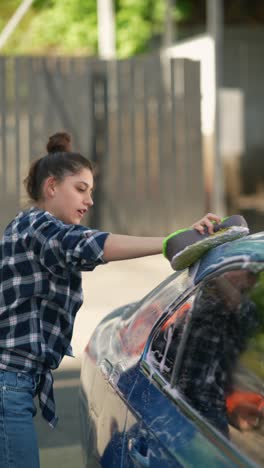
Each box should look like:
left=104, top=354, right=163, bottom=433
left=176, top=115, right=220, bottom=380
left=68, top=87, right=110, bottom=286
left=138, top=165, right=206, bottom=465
left=103, top=213, right=221, bottom=262
left=103, top=234, right=163, bottom=261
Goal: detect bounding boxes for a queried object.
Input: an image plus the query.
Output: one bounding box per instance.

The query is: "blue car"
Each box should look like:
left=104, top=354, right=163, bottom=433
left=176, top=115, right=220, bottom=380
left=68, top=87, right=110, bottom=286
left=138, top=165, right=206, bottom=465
left=79, top=233, right=264, bottom=467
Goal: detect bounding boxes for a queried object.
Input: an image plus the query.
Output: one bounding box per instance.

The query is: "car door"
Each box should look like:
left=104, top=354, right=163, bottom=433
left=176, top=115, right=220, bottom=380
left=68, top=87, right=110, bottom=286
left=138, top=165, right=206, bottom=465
left=80, top=270, right=191, bottom=467
left=123, top=268, right=263, bottom=467
left=80, top=310, right=137, bottom=468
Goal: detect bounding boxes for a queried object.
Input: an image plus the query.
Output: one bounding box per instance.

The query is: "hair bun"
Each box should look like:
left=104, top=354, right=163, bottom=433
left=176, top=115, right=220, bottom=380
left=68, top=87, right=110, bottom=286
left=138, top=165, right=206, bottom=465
left=46, top=132, right=72, bottom=153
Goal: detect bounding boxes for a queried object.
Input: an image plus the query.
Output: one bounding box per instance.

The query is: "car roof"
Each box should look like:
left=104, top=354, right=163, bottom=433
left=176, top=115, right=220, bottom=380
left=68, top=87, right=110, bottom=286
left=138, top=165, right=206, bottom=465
left=195, top=232, right=264, bottom=283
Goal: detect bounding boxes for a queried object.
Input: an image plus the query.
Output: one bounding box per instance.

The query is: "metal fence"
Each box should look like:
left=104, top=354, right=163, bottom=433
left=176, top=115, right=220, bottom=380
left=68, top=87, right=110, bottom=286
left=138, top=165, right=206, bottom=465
left=0, top=55, right=204, bottom=235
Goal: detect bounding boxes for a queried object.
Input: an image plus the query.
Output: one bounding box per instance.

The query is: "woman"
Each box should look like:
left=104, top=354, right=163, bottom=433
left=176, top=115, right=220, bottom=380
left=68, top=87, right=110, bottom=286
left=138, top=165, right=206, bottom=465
left=0, top=132, right=220, bottom=467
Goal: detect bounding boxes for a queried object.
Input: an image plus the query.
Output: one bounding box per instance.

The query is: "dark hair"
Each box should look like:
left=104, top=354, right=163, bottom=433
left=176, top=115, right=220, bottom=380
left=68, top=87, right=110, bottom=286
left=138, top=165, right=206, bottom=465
left=24, top=132, right=93, bottom=201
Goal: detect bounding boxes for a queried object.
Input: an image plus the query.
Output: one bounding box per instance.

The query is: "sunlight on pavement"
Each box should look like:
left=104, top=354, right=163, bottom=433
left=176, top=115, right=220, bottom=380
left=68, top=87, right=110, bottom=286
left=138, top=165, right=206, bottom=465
left=40, top=445, right=83, bottom=468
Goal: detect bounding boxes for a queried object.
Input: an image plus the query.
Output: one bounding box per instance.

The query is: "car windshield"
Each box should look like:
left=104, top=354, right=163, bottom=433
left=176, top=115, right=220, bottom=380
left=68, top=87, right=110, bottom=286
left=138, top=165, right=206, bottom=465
left=150, top=268, right=264, bottom=466
left=192, top=270, right=264, bottom=465
left=118, top=269, right=191, bottom=365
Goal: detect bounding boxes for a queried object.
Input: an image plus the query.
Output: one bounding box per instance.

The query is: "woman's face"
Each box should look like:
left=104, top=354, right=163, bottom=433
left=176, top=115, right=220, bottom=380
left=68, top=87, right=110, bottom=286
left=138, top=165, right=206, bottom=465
left=41, top=168, right=94, bottom=225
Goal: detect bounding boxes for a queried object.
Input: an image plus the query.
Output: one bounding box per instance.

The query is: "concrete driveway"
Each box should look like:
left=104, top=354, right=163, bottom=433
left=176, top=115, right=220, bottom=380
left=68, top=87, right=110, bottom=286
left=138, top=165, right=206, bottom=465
left=36, top=254, right=172, bottom=467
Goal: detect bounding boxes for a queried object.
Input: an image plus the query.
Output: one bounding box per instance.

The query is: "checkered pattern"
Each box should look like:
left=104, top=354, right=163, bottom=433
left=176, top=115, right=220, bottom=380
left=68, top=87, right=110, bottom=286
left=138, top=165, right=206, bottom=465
left=0, top=207, right=109, bottom=427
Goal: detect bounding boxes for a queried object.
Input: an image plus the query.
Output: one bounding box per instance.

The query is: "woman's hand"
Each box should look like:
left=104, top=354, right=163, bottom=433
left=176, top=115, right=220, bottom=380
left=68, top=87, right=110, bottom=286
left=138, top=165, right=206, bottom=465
left=192, top=213, right=222, bottom=235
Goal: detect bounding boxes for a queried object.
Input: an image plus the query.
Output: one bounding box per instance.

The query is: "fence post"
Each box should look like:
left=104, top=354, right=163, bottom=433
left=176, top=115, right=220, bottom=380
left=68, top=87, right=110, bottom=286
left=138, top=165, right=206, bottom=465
left=89, top=65, right=108, bottom=229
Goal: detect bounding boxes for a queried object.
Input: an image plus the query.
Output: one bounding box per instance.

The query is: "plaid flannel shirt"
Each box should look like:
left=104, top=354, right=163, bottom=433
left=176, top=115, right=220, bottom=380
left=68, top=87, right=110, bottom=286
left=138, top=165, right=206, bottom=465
left=0, top=207, right=109, bottom=427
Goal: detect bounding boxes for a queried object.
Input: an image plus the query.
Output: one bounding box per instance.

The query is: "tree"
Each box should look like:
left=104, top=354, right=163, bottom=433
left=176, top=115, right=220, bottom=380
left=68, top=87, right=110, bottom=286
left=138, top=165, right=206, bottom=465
left=0, top=0, right=192, bottom=57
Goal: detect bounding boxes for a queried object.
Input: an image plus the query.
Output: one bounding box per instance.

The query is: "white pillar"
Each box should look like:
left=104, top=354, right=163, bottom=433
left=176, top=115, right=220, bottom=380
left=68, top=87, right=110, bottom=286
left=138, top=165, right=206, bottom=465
left=163, top=0, right=176, bottom=47
left=207, top=0, right=226, bottom=216
left=97, top=0, right=116, bottom=59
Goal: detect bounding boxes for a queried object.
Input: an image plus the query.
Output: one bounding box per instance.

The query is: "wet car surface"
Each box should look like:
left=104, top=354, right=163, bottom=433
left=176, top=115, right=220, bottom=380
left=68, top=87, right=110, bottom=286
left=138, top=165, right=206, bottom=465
left=79, top=233, right=264, bottom=467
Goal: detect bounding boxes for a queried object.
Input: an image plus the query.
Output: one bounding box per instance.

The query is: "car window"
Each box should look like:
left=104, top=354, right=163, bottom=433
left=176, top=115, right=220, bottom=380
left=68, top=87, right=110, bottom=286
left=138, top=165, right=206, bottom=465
left=118, top=269, right=191, bottom=364
left=150, top=269, right=264, bottom=467
left=149, top=295, right=195, bottom=381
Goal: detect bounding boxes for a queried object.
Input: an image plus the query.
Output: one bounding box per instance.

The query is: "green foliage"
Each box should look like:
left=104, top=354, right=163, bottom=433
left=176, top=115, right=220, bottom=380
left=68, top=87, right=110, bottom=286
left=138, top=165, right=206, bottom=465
left=33, top=0, right=54, bottom=9
left=0, top=0, right=20, bottom=33
left=251, top=271, right=264, bottom=330
left=240, top=272, right=264, bottom=381
left=0, top=0, right=192, bottom=57
left=242, top=271, right=264, bottom=381
left=115, top=0, right=167, bottom=56
left=2, top=0, right=98, bottom=54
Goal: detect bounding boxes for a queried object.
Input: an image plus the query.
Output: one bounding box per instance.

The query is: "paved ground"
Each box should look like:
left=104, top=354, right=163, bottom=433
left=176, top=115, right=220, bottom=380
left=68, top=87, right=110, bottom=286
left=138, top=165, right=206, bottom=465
left=36, top=254, right=172, bottom=467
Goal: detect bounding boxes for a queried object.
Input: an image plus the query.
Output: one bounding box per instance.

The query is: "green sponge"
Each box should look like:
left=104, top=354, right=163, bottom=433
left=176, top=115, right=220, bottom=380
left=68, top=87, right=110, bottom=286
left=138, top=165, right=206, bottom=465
left=163, top=215, right=249, bottom=271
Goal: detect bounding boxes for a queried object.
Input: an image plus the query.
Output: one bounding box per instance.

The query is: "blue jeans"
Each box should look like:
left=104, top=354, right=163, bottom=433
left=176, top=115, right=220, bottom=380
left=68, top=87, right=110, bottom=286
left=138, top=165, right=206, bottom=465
left=0, top=370, right=40, bottom=468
